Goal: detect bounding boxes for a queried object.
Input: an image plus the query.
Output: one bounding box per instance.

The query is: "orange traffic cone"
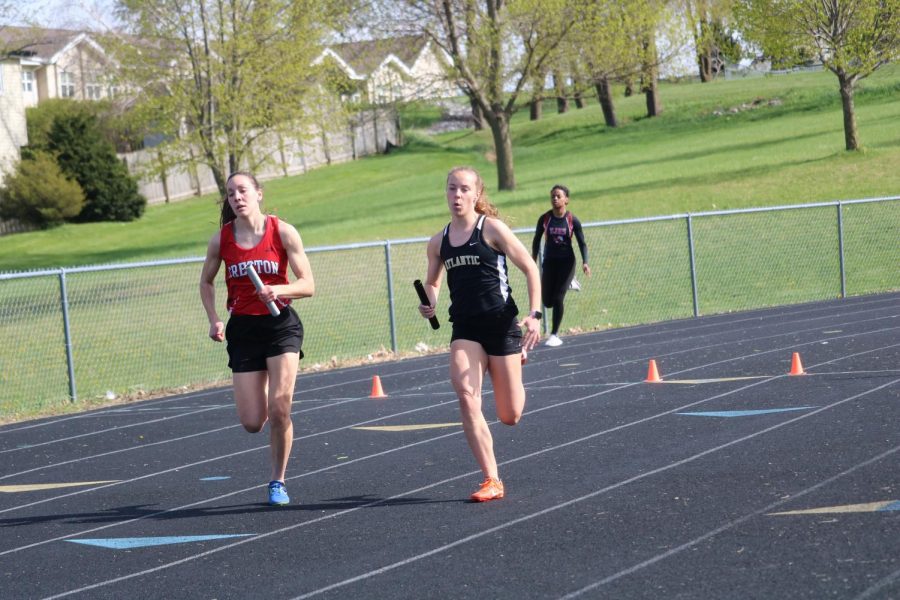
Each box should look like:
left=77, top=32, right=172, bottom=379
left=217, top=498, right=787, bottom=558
left=370, top=375, right=387, bottom=398
left=645, top=359, right=663, bottom=383
left=789, top=352, right=805, bottom=376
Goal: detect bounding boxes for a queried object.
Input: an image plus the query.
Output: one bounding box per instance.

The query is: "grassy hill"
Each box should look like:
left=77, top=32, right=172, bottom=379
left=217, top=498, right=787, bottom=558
left=1, top=65, right=898, bottom=272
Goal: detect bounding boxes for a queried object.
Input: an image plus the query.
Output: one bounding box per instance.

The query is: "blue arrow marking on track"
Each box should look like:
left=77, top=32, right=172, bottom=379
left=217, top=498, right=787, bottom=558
left=200, top=476, right=231, bottom=481
left=65, top=534, right=253, bottom=549
left=677, top=407, right=814, bottom=418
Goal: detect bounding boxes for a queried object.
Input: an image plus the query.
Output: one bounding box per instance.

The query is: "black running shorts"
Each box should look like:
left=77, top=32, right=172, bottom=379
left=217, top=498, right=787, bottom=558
left=451, top=309, right=522, bottom=356
left=225, top=306, right=304, bottom=373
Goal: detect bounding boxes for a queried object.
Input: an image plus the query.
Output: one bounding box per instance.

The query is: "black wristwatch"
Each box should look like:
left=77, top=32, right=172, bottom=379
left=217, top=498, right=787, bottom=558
left=529, top=310, right=542, bottom=321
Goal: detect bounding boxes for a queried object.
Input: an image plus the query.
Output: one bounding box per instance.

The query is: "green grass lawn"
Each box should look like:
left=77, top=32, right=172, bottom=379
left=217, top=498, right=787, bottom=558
left=1, top=66, right=899, bottom=421
left=1, top=65, right=898, bottom=271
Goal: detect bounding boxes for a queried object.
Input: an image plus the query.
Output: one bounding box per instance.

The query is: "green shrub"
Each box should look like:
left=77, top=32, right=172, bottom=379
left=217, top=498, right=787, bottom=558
left=47, top=112, right=146, bottom=222
left=25, top=99, right=97, bottom=151
left=0, top=153, right=85, bottom=228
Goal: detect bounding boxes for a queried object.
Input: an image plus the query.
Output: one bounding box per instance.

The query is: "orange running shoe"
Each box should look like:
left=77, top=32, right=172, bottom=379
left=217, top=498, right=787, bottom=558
left=470, top=477, right=505, bottom=502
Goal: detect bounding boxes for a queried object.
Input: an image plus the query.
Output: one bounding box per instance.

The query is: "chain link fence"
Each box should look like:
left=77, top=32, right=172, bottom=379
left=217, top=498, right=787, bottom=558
left=1, top=196, right=897, bottom=419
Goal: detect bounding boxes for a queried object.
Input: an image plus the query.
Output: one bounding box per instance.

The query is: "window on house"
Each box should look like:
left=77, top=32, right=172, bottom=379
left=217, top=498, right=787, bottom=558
left=85, top=72, right=103, bottom=99
left=22, top=70, right=34, bottom=93
left=60, top=71, right=75, bottom=97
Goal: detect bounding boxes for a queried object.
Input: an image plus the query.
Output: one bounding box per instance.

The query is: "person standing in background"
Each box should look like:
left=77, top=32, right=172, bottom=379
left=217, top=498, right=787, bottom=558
left=531, top=184, right=591, bottom=347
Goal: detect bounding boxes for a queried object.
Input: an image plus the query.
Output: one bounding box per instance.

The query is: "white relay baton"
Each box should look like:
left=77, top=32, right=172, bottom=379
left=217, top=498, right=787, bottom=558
left=246, top=264, right=281, bottom=316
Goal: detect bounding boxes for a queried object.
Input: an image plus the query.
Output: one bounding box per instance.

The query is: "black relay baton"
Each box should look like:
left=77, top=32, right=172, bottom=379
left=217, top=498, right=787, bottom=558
left=414, top=279, right=440, bottom=330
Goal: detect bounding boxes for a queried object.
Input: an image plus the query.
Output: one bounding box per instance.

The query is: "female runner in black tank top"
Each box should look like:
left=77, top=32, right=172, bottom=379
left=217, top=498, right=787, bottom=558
left=417, top=166, right=542, bottom=502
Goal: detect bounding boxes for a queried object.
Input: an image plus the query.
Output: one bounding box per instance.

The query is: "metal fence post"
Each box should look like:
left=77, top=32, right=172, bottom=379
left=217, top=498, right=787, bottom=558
left=837, top=202, right=847, bottom=298
left=58, top=268, right=78, bottom=401
left=538, top=247, right=548, bottom=336
left=686, top=214, right=700, bottom=317
left=384, top=241, right=398, bottom=352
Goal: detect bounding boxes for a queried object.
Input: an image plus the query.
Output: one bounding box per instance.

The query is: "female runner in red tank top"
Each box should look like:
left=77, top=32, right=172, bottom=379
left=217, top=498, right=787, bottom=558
left=199, top=172, right=315, bottom=506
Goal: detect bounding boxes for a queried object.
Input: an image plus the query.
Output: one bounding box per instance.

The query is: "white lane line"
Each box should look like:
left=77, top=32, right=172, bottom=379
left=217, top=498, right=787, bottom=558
left=30, top=367, right=900, bottom=597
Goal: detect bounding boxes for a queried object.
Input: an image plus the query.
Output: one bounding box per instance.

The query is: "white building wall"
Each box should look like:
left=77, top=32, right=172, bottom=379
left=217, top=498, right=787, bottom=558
left=0, top=59, right=29, bottom=180
left=367, top=47, right=457, bottom=103
left=409, top=49, right=458, bottom=99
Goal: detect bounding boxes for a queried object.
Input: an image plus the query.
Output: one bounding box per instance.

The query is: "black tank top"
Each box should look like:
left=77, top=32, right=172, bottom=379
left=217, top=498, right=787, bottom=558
left=441, top=214, right=517, bottom=322
left=542, top=211, right=576, bottom=260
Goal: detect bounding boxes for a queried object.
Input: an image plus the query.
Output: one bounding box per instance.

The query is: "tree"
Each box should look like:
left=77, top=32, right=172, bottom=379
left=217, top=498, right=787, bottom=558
left=640, top=26, right=663, bottom=116
left=25, top=99, right=102, bottom=150
left=735, top=0, right=900, bottom=150
left=569, top=1, right=627, bottom=127
left=680, top=0, right=741, bottom=82
left=47, top=113, right=146, bottom=222
left=112, top=0, right=354, bottom=197
left=630, top=0, right=676, bottom=118
left=0, top=153, right=85, bottom=228
left=374, top=0, right=576, bottom=190
left=569, top=0, right=669, bottom=126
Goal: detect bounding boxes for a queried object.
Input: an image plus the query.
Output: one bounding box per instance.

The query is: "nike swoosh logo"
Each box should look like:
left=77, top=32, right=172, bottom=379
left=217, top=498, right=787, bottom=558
left=468, top=242, right=478, bottom=246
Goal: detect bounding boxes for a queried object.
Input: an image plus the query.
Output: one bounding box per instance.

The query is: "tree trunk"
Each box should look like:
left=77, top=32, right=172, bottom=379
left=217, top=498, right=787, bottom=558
left=157, top=150, right=170, bottom=203
left=595, top=77, right=617, bottom=127
left=372, top=107, right=380, bottom=152
left=349, top=123, right=357, bottom=161
left=470, top=96, right=484, bottom=130
left=486, top=111, right=515, bottom=190
left=838, top=74, right=860, bottom=150
left=698, top=52, right=713, bottom=82
left=277, top=133, right=290, bottom=175
left=571, top=72, right=585, bottom=108
left=320, top=127, right=331, bottom=165
left=298, top=142, right=307, bottom=173
left=696, top=19, right=713, bottom=82
left=642, top=36, right=662, bottom=117
left=553, top=72, right=568, bottom=113
left=185, top=145, right=202, bottom=196
left=228, top=149, right=239, bottom=176
left=530, top=98, right=542, bottom=121
left=394, top=110, right=404, bottom=146
left=644, top=81, right=661, bottom=117
left=210, top=164, right=228, bottom=199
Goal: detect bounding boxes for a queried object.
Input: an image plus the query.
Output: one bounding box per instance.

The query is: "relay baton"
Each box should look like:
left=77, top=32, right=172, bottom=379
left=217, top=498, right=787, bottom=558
left=414, top=279, right=440, bottom=330
left=246, top=264, right=281, bottom=317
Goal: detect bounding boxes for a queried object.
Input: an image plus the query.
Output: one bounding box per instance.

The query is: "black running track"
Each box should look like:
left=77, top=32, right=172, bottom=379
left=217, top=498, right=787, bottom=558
left=2, top=293, right=898, bottom=600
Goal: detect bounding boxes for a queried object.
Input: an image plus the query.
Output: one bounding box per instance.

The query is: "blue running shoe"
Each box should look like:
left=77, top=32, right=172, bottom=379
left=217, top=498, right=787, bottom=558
left=268, top=480, right=289, bottom=506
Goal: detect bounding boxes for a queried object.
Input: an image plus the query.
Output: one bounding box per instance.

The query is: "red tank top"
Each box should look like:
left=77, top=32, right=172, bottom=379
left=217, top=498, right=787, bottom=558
left=220, top=215, right=292, bottom=315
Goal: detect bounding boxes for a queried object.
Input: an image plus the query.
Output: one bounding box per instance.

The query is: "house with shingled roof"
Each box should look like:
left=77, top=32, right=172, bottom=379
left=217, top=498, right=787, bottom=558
left=313, top=34, right=459, bottom=104
left=0, top=26, right=116, bottom=177
left=0, top=26, right=116, bottom=107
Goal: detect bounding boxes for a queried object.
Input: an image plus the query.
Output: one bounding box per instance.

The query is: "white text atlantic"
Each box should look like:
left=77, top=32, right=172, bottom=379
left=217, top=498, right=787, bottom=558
left=443, top=255, right=481, bottom=270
